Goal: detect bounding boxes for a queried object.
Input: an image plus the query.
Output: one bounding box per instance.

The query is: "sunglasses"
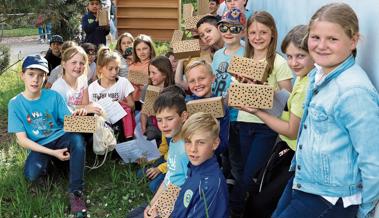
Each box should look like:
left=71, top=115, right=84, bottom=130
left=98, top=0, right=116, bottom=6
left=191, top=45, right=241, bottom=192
left=218, top=24, right=243, bottom=34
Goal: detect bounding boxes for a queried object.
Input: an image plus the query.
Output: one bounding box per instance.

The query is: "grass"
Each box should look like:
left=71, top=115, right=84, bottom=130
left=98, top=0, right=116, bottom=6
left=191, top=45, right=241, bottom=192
left=1, top=27, right=39, bottom=38
left=0, top=65, right=153, bottom=217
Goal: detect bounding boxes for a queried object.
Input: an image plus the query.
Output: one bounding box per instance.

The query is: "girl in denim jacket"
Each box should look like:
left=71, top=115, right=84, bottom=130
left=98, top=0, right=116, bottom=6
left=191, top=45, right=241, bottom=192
left=272, top=3, right=379, bottom=218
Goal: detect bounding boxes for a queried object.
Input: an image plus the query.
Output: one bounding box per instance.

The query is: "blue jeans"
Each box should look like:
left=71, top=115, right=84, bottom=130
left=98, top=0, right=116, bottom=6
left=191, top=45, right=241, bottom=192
left=272, top=180, right=359, bottom=218
left=230, top=122, right=278, bottom=211
left=24, top=132, right=86, bottom=192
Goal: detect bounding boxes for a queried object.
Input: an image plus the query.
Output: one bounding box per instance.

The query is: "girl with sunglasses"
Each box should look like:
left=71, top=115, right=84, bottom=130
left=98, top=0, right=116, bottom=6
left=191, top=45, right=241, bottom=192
left=229, top=11, right=293, bottom=217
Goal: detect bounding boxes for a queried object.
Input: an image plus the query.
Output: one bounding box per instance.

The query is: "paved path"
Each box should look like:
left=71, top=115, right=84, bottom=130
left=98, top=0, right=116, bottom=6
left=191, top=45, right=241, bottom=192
left=1, top=35, right=49, bottom=64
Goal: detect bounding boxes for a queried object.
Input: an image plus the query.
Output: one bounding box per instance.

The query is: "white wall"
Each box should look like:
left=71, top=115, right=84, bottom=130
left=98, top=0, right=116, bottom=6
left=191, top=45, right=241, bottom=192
left=246, top=0, right=379, bottom=90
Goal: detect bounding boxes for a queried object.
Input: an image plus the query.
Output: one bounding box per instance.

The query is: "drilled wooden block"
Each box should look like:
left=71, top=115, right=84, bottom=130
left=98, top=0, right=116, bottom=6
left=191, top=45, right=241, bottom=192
left=141, top=85, right=162, bottom=116
left=170, top=30, right=184, bottom=47
left=183, top=3, right=194, bottom=20
left=184, top=15, right=205, bottom=30
left=64, top=116, right=97, bottom=133
left=187, top=96, right=225, bottom=118
left=228, top=56, right=268, bottom=82
left=98, top=7, right=110, bottom=26
left=127, top=70, right=149, bottom=85
left=149, top=184, right=181, bottom=218
left=172, top=40, right=201, bottom=59
left=228, top=83, right=274, bottom=109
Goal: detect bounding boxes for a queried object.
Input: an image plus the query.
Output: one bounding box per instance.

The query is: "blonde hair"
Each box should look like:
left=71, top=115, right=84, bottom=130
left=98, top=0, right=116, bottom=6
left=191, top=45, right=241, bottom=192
left=184, top=59, right=213, bottom=77
left=96, top=46, right=121, bottom=77
left=61, top=46, right=88, bottom=75
left=309, top=3, right=359, bottom=57
left=181, top=112, right=220, bottom=141
left=245, top=11, right=278, bottom=80
left=115, top=32, right=134, bottom=53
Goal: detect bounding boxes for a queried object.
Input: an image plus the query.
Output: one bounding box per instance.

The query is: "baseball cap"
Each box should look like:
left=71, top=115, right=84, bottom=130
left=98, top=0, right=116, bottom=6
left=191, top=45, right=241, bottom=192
left=218, top=8, right=246, bottom=26
left=22, top=55, right=49, bottom=73
left=50, top=35, right=64, bottom=44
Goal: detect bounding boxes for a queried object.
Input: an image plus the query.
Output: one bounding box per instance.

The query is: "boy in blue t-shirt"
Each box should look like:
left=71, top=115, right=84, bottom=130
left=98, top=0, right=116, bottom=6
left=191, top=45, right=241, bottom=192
left=151, top=112, right=229, bottom=218
left=7, top=55, right=87, bottom=215
left=82, top=0, right=110, bottom=46
left=142, top=86, right=190, bottom=217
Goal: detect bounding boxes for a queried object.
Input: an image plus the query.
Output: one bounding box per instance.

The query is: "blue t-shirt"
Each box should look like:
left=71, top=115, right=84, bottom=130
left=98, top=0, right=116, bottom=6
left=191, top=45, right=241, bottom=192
left=211, top=46, right=245, bottom=121
left=164, top=138, right=189, bottom=187
left=8, top=89, right=71, bottom=145
left=171, top=155, right=229, bottom=218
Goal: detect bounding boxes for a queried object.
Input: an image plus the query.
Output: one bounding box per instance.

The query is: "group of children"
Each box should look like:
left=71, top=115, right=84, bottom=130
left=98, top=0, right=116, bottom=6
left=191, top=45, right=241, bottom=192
left=8, top=0, right=379, bottom=217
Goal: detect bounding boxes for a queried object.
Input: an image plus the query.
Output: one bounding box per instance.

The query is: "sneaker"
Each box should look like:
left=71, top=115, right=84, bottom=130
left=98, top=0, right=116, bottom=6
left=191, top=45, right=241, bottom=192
left=69, top=191, right=87, bottom=214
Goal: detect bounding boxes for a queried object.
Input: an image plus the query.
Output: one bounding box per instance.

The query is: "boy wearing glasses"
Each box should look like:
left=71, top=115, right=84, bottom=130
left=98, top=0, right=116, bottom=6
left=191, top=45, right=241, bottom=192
left=211, top=8, right=245, bottom=100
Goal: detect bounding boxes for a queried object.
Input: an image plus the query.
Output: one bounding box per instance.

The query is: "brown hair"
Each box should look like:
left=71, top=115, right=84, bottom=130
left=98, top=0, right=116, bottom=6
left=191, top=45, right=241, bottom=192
left=61, top=46, right=88, bottom=75
left=149, top=56, right=175, bottom=87
left=96, top=46, right=121, bottom=77
left=132, top=34, right=156, bottom=63
left=281, top=25, right=309, bottom=53
left=245, top=11, right=278, bottom=79
left=309, top=3, right=359, bottom=57
left=115, top=32, right=134, bottom=54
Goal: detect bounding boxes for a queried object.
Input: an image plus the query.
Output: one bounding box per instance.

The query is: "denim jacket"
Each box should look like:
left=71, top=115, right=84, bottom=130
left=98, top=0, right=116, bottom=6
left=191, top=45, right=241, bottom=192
left=291, top=56, right=379, bottom=218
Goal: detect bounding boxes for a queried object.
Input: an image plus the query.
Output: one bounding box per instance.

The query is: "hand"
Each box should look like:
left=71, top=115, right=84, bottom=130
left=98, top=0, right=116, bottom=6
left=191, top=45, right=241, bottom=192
left=85, top=104, right=102, bottom=115
left=53, top=148, right=70, bottom=161
left=146, top=167, right=161, bottom=180
left=240, top=106, right=259, bottom=114
left=136, top=157, right=148, bottom=165
left=72, top=108, right=87, bottom=116
left=144, top=205, right=159, bottom=218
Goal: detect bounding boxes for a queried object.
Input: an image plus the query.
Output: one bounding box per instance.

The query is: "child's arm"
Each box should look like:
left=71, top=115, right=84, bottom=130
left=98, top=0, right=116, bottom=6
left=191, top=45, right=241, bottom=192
left=120, top=94, right=135, bottom=110
left=140, top=112, right=148, bottom=134
left=149, top=181, right=165, bottom=206
left=15, top=132, right=70, bottom=161
left=146, top=167, right=161, bottom=180
left=175, top=59, right=188, bottom=90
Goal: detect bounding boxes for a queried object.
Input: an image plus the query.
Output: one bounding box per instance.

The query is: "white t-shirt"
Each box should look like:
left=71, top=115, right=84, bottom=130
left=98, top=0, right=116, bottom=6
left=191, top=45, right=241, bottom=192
left=88, top=76, right=134, bottom=102
left=51, top=75, right=88, bottom=112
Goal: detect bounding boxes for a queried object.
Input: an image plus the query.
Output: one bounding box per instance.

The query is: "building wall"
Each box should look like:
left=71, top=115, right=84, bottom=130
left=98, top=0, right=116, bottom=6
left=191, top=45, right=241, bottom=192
left=116, top=0, right=181, bottom=41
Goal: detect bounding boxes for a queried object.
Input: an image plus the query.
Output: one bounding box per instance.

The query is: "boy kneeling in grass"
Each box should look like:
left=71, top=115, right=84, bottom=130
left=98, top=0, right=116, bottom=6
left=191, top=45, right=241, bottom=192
left=149, top=112, right=229, bottom=218
left=7, top=55, right=87, bottom=215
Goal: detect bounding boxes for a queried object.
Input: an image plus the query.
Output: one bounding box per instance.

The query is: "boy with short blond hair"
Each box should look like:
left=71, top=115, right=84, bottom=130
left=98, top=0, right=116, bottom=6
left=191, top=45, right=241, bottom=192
left=185, top=60, right=229, bottom=156
left=171, top=112, right=228, bottom=217
left=7, top=55, right=87, bottom=215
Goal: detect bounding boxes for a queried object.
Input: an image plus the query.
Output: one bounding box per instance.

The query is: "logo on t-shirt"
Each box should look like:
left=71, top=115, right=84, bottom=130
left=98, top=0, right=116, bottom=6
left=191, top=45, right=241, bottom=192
left=213, top=61, right=231, bottom=97
left=183, top=189, right=193, bottom=208
left=27, top=111, right=54, bottom=136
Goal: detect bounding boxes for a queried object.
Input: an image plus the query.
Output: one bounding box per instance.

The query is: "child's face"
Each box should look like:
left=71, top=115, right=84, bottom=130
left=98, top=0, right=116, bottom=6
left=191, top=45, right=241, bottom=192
left=99, top=60, right=120, bottom=82
left=121, top=37, right=133, bottom=53
left=149, top=64, right=166, bottom=87
left=21, top=69, right=46, bottom=95
left=50, top=42, right=62, bottom=57
left=156, top=108, right=186, bottom=138
left=225, top=0, right=246, bottom=11
left=63, top=53, right=86, bottom=79
left=186, top=65, right=214, bottom=98
left=208, top=1, right=219, bottom=14
left=247, top=21, right=272, bottom=54
left=87, top=50, right=96, bottom=64
left=285, top=43, right=314, bottom=78
left=135, top=42, right=151, bottom=62
left=88, top=1, right=100, bottom=14
left=308, top=21, right=357, bottom=74
left=185, top=131, right=219, bottom=166
left=219, top=23, right=243, bottom=46
left=198, top=23, right=222, bottom=47
left=168, top=55, right=178, bottom=72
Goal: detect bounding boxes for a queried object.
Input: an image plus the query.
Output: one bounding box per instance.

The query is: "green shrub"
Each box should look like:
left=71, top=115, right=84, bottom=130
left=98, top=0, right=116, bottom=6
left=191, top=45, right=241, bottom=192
left=0, top=45, right=10, bottom=74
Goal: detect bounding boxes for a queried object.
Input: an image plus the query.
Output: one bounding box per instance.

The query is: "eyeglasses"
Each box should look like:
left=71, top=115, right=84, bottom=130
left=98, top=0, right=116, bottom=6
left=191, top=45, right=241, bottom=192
left=87, top=50, right=96, bottom=55
left=218, top=24, right=243, bottom=34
